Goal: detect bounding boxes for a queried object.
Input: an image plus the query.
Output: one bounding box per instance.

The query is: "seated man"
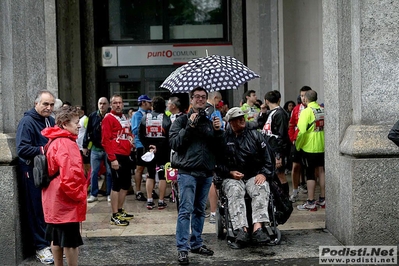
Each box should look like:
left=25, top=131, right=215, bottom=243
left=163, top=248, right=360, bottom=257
left=217, top=107, right=275, bottom=248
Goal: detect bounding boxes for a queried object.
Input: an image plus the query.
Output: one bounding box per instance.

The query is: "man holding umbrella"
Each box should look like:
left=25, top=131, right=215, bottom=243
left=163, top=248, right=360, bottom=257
left=169, top=86, right=224, bottom=265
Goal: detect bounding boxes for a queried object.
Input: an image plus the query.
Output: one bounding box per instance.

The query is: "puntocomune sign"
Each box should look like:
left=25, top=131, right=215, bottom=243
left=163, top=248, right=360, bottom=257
left=101, top=44, right=234, bottom=67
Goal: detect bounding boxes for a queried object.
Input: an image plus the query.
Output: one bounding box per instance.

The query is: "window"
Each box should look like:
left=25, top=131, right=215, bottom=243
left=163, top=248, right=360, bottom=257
left=108, top=0, right=229, bottom=43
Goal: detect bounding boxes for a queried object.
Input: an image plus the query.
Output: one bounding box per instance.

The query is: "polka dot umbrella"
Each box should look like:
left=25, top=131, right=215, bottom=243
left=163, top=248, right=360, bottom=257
left=160, top=55, right=260, bottom=93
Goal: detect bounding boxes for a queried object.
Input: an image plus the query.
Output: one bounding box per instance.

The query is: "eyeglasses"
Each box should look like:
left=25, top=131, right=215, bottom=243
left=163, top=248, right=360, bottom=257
left=192, top=95, right=207, bottom=100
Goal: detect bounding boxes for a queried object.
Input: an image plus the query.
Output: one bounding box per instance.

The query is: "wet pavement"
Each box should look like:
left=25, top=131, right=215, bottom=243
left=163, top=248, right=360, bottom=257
left=19, top=174, right=335, bottom=265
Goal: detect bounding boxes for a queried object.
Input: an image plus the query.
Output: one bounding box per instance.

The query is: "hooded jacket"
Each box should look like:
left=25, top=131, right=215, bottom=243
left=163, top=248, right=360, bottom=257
left=41, top=126, right=87, bottom=224
left=169, top=109, right=224, bottom=178
left=16, top=108, right=55, bottom=171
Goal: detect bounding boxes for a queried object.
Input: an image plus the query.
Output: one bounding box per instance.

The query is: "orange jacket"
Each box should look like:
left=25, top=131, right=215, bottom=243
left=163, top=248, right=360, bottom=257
left=41, top=126, right=88, bottom=224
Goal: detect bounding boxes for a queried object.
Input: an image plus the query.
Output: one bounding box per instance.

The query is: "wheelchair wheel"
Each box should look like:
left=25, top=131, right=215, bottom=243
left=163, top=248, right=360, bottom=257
left=269, top=227, right=281, bottom=245
left=215, top=207, right=226, bottom=239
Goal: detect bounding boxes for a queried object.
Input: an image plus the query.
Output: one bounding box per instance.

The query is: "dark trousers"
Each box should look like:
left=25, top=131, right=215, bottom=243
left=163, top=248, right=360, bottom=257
left=20, top=167, right=49, bottom=250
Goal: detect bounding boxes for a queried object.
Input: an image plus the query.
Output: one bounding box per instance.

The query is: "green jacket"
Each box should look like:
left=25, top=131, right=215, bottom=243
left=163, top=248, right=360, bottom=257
left=241, top=103, right=260, bottom=121
left=295, top=101, right=324, bottom=153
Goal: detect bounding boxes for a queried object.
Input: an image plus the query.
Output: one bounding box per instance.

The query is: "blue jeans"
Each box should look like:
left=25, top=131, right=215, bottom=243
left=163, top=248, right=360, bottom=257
left=90, top=149, right=112, bottom=196
left=176, top=173, right=213, bottom=251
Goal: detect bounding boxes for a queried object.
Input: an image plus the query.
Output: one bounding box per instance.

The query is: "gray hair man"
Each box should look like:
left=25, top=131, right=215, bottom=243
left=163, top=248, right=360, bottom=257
left=218, top=107, right=275, bottom=248
left=16, top=90, right=56, bottom=264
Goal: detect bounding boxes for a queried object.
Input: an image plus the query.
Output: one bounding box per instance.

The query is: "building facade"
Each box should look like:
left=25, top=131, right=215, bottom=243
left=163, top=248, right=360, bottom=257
left=1, top=0, right=398, bottom=264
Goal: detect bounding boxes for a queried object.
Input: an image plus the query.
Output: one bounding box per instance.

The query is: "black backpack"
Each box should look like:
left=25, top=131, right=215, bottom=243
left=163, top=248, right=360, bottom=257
left=270, top=178, right=293, bottom=225
left=33, top=138, right=59, bottom=188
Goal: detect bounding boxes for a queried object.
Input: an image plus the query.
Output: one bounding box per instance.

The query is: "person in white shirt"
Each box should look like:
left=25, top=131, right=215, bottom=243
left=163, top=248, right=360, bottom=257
left=76, top=105, right=90, bottom=177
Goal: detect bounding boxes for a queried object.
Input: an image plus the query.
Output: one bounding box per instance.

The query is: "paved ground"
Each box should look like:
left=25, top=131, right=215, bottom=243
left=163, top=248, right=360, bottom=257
left=19, top=174, right=335, bottom=265
left=20, top=229, right=341, bottom=265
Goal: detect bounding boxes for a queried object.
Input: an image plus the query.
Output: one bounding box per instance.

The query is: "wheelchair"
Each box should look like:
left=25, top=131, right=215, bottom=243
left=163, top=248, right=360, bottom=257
left=213, top=175, right=284, bottom=248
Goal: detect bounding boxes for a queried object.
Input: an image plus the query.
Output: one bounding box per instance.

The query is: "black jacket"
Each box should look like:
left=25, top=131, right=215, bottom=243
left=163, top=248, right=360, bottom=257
left=169, top=109, right=224, bottom=178
left=83, top=110, right=107, bottom=149
left=216, top=126, right=275, bottom=181
left=256, top=106, right=290, bottom=156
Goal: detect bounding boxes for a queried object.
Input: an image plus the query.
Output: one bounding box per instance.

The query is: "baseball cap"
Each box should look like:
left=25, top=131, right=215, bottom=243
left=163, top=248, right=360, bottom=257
left=225, top=107, right=246, bottom=122
left=138, top=95, right=152, bottom=103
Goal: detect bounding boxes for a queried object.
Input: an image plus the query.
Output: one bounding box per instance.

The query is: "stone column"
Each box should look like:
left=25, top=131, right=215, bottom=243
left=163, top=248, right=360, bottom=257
left=56, top=0, right=83, bottom=105
left=0, top=0, right=57, bottom=264
left=323, top=0, right=399, bottom=245
left=81, top=0, right=98, bottom=112
left=245, top=0, right=280, bottom=100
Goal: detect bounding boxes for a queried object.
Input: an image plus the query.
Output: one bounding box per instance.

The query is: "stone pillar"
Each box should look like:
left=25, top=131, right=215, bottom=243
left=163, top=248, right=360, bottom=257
left=81, top=0, right=98, bottom=112
left=245, top=0, right=280, bottom=99
left=323, top=0, right=399, bottom=245
left=231, top=0, right=244, bottom=105
left=0, top=0, right=57, bottom=264
left=56, top=0, right=83, bottom=105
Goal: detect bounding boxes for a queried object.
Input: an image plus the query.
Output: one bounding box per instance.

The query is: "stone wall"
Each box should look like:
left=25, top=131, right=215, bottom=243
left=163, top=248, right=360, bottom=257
left=0, top=0, right=58, bottom=264
left=323, top=0, right=399, bottom=245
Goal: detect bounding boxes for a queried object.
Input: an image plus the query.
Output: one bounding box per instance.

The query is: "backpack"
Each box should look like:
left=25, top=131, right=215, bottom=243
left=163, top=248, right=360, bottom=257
left=145, top=113, right=165, bottom=138
left=33, top=138, right=59, bottom=188
left=269, top=178, right=293, bottom=225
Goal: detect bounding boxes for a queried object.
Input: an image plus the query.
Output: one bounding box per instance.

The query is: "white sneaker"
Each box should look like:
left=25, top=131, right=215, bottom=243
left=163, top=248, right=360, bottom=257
left=297, top=200, right=317, bottom=211
left=36, top=247, right=54, bottom=265
left=87, top=195, right=98, bottom=203
left=209, top=213, right=216, bottom=224
left=107, top=195, right=111, bottom=202
left=289, top=193, right=298, bottom=203
left=299, top=184, right=308, bottom=194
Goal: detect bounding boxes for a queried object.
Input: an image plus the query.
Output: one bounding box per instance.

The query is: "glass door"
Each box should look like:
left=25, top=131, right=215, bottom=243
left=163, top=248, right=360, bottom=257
left=109, top=82, right=141, bottom=113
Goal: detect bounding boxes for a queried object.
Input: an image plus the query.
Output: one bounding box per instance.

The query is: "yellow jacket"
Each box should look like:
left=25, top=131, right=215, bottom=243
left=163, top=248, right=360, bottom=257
left=295, top=101, right=324, bottom=153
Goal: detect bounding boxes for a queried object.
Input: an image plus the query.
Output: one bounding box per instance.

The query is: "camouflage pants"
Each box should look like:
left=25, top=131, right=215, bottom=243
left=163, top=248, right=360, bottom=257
left=222, top=177, right=270, bottom=231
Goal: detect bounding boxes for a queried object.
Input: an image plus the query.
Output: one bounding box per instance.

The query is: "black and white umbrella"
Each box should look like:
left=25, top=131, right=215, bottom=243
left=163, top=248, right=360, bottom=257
left=160, top=55, right=260, bottom=93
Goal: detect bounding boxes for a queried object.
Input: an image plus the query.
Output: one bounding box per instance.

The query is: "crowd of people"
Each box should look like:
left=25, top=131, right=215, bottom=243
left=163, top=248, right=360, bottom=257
left=16, top=86, right=325, bottom=265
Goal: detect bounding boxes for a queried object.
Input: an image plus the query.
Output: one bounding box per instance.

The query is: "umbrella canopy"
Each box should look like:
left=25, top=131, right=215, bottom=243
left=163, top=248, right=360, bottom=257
left=160, top=55, right=260, bottom=93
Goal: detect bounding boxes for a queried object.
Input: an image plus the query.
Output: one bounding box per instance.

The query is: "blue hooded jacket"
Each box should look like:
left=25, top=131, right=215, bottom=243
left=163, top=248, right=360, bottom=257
left=16, top=108, right=55, bottom=170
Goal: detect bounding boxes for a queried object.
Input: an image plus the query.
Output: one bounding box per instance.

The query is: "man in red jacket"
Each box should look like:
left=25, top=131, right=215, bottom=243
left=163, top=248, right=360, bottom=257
left=102, top=95, right=135, bottom=226
left=288, top=86, right=311, bottom=202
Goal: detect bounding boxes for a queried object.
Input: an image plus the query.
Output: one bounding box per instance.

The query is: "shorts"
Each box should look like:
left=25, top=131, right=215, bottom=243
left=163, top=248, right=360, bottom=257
left=301, top=151, right=325, bottom=168
left=136, top=147, right=150, bottom=167
left=275, top=154, right=286, bottom=174
left=109, top=154, right=132, bottom=191
left=290, top=145, right=302, bottom=163
left=45, top=222, right=83, bottom=248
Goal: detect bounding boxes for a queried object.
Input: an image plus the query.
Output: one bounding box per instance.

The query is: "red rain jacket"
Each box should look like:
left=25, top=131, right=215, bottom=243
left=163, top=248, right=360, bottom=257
left=41, top=126, right=88, bottom=224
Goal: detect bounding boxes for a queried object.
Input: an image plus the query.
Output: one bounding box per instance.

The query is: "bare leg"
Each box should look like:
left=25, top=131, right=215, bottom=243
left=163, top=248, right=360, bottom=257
left=51, top=242, right=63, bottom=266
left=118, top=189, right=128, bottom=209
left=135, top=165, right=144, bottom=193
left=64, top=247, right=79, bottom=266
left=291, top=162, right=301, bottom=190
left=146, top=179, right=155, bottom=199
left=307, top=180, right=316, bottom=200
left=158, top=179, right=166, bottom=200
left=111, top=190, right=119, bottom=213
left=208, top=183, right=218, bottom=213
left=253, top=222, right=262, bottom=232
